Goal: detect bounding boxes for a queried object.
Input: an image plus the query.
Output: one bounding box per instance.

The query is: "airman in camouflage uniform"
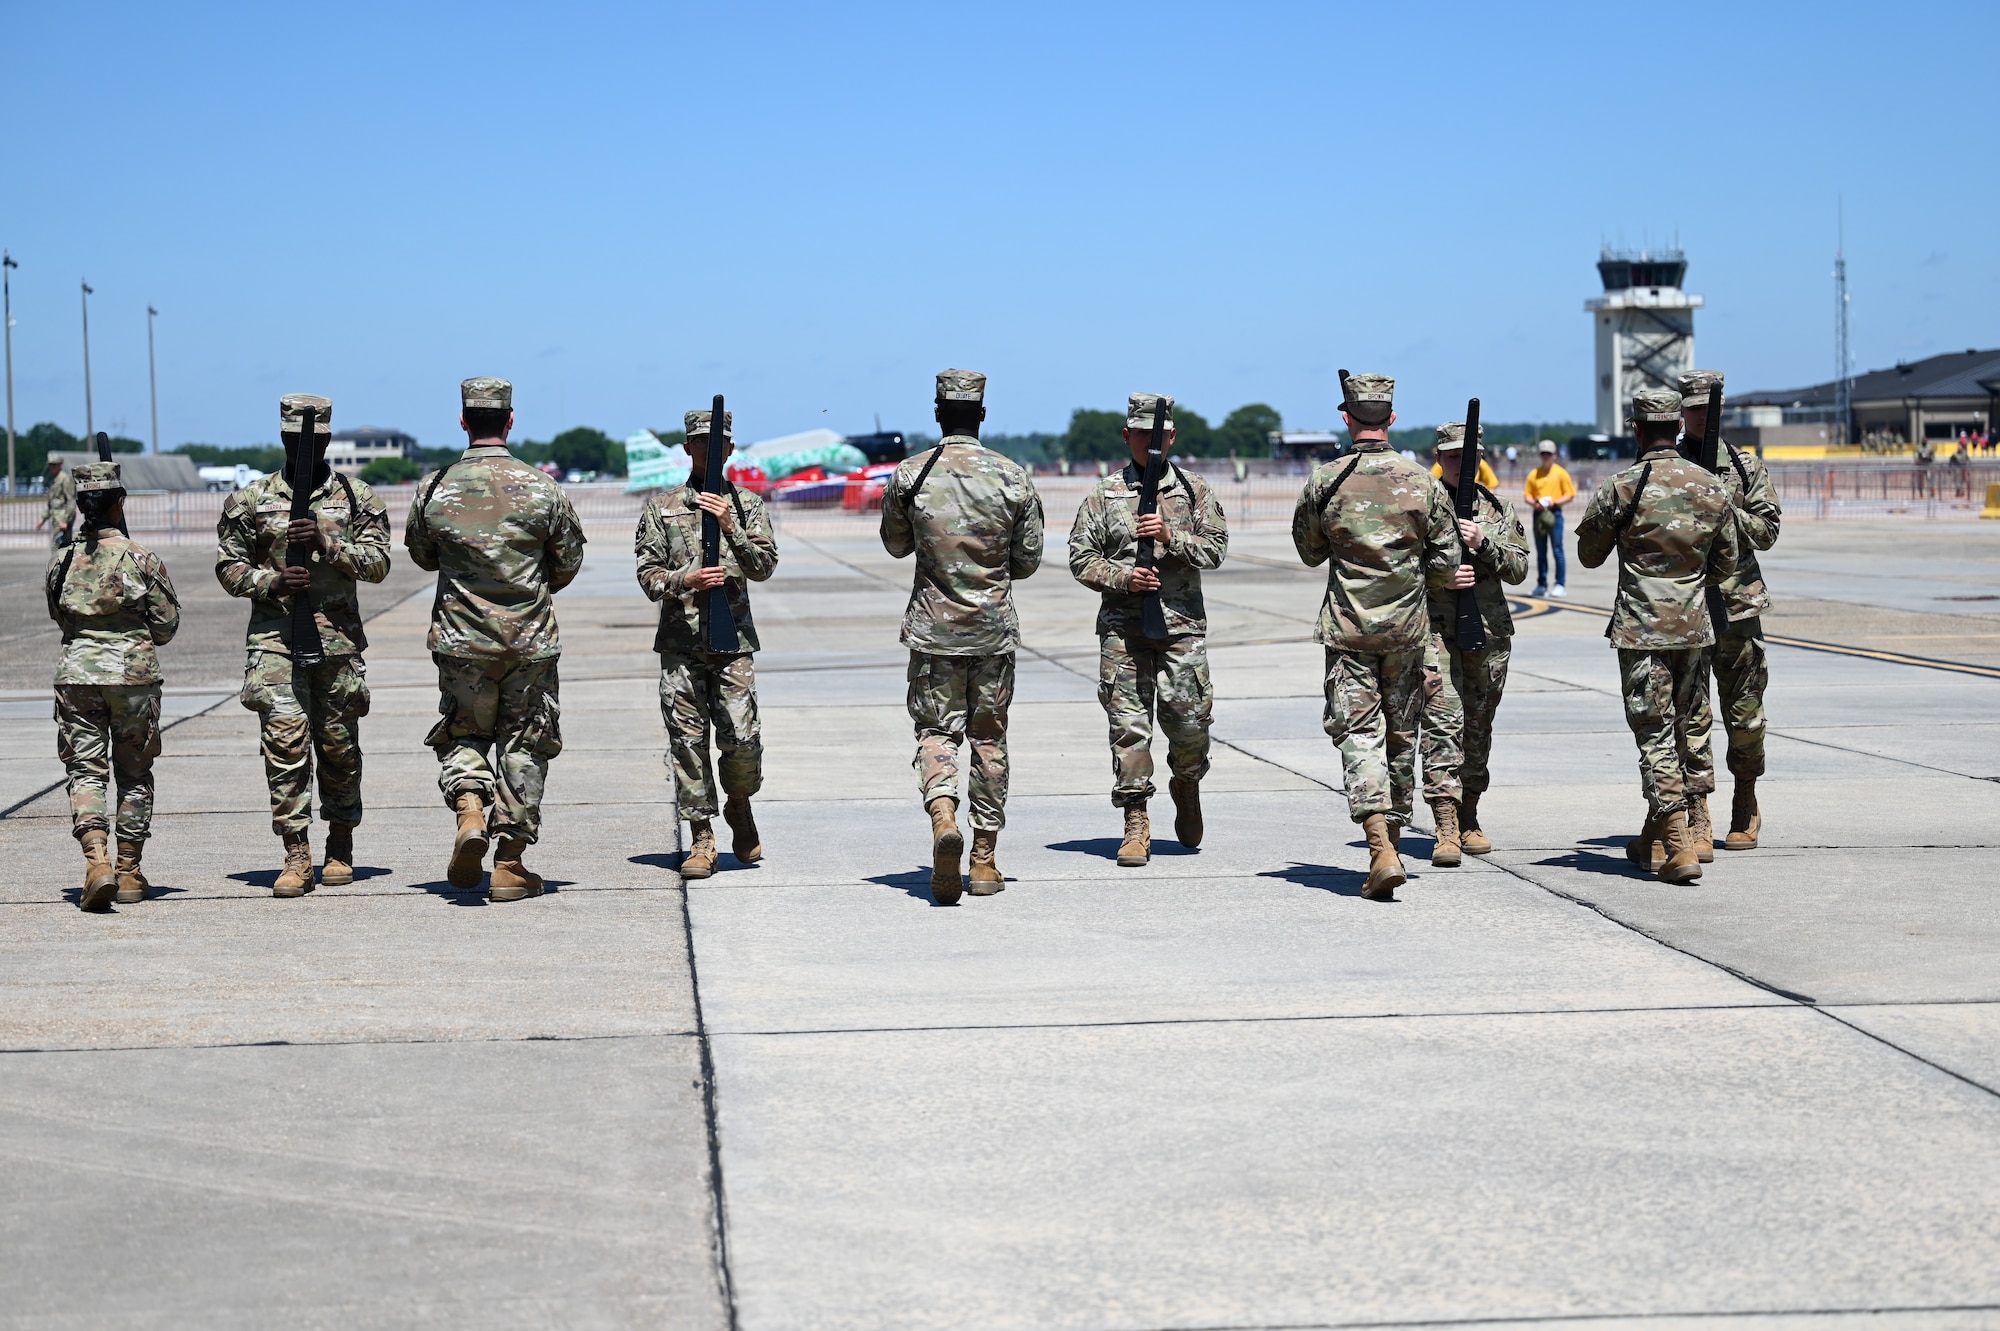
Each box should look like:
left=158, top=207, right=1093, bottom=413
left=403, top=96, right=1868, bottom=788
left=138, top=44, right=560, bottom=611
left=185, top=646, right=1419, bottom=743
left=45, top=461, right=180, bottom=911
left=1068, top=392, right=1228, bottom=866
left=1679, top=370, right=1781, bottom=854
left=1292, top=373, right=1468, bottom=899
left=40, top=458, right=77, bottom=546
left=880, top=368, right=1045, bottom=903
left=1575, top=387, right=1741, bottom=884
left=636, top=408, right=779, bottom=879
left=216, top=395, right=391, bottom=896
left=406, top=377, right=587, bottom=902
left=1420, top=421, right=1529, bottom=865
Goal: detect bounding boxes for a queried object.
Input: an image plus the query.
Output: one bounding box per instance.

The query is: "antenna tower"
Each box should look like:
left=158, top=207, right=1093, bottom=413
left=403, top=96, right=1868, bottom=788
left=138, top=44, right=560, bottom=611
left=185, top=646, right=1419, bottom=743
left=1833, top=202, right=1852, bottom=446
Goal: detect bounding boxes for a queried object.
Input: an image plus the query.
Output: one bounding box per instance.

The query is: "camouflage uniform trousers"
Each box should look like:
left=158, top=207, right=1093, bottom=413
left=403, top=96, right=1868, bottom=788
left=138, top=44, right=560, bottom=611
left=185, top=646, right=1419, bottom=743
left=1324, top=644, right=1453, bottom=824
left=659, top=650, right=762, bottom=821
left=908, top=651, right=1014, bottom=832
left=1617, top=647, right=1716, bottom=815
left=1098, top=634, right=1212, bottom=808
left=1691, top=618, right=1768, bottom=779
left=55, top=684, right=163, bottom=842
left=239, top=650, right=370, bottom=836
left=1419, top=634, right=1508, bottom=798
left=427, top=655, right=563, bottom=844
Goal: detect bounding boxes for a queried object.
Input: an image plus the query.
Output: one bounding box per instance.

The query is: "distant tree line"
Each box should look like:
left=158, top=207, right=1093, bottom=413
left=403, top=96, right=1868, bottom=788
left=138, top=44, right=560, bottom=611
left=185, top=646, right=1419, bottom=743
left=2, top=423, right=143, bottom=485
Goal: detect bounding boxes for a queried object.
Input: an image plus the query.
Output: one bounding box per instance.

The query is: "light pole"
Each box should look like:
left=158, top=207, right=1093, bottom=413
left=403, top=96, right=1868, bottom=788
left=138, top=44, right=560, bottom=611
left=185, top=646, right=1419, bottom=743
left=80, top=279, right=95, bottom=438
left=147, top=305, right=159, bottom=454
left=4, top=252, right=16, bottom=498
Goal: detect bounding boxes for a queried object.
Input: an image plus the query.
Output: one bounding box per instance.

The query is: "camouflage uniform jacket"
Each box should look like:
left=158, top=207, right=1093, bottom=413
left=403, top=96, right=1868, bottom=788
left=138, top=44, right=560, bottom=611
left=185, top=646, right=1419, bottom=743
left=1291, top=443, right=1461, bottom=651
left=1575, top=447, right=1742, bottom=649
left=635, top=482, right=779, bottom=654
left=1068, top=461, right=1228, bottom=638
left=1709, top=438, right=1781, bottom=621
left=879, top=437, right=1044, bottom=655
left=46, top=469, right=77, bottom=535
left=404, top=444, right=587, bottom=660
left=45, top=532, right=180, bottom=684
left=214, top=469, right=391, bottom=656
left=1425, top=484, right=1530, bottom=642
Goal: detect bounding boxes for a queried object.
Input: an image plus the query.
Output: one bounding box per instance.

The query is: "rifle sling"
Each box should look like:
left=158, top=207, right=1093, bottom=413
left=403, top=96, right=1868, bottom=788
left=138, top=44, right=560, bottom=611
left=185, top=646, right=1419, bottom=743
left=1612, top=461, right=1653, bottom=538
left=905, top=445, right=945, bottom=512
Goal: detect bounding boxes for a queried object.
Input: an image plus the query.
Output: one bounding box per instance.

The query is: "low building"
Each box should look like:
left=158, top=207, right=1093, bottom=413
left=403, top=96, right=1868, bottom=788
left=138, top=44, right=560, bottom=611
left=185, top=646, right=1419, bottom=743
left=51, top=451, right=204, bottom=491
left=1738, top=349, right=1999, bottom=451
left=326, top=427, right=419, bottom=476
left=1269, top=430, right=1344, bottom=463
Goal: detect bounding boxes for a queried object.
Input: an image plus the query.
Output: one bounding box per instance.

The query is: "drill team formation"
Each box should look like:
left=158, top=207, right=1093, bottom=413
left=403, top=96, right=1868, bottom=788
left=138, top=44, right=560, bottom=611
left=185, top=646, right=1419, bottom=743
left=43, top=366, right=1779, bottom=912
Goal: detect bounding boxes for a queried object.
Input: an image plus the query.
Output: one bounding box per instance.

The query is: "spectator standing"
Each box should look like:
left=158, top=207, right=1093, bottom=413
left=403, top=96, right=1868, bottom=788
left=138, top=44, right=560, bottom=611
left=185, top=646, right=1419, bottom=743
left=1521, top=440, right=1575, bottom=596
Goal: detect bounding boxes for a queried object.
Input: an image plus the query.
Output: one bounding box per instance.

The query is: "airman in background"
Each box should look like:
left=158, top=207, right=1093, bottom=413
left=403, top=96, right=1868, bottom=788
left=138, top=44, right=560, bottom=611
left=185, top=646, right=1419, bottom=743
left=1068, top=392, right=1228, bottom=866
left=39, top=457, right=76, bottom=547
left=1679, top=370, right=1782, bottom=853
left=880, top=368, right=1045, bottom=904
left=216, top=395, right=391, bottom=896
left=636, top=408, right=779, bottom=879
left=406, top=377, right=586, bottom=901
left=1421, top=421, right=1529, bottom=864
left=1292, top=373, right=1468, bottom=899
left=1575, top=387, right=1740, bottom=883
left=45, top=461, right=180, bottom=911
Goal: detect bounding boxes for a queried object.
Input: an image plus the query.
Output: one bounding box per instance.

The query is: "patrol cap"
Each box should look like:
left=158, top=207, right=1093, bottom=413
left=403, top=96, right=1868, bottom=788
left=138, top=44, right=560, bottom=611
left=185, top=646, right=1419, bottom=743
left=935, top=368, right=986, bottom=403
left=461, top=376, right=513, bottom=411
left=1127, top=392, right=1174, bottom=431
left=1341, top=372, right=1395, bottom=424
left=1678, top=369, right=1725, bottom=405
left=1433, top=420, right=1484, bottom=453
left=72, top=461, right=123, bottom=493
left=1631, top=387, right=1683, bottom=422
left=278, top=394, right=333, bottom=435
left=685, top=409, right=733, bottom=440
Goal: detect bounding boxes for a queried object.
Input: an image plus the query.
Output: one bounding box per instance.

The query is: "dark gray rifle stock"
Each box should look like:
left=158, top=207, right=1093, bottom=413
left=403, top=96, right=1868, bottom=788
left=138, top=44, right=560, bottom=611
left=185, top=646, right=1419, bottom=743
left=699, top=393, right=742, bottom=653
left=1452, top=400, right=1488, bottom=652
left=92, top=432, right=128, bottom=536
left=1134, top=406, right=1170, bottom=640
left=1691, top=382, right=1730, bottom=634
left=285, top=410, right=327, bottom=667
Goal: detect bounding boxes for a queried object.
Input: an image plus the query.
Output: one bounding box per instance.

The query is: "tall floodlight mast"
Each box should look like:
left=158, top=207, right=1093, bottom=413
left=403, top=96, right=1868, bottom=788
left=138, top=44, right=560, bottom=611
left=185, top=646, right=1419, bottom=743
left=1833, top=203, right=1852, bottom=447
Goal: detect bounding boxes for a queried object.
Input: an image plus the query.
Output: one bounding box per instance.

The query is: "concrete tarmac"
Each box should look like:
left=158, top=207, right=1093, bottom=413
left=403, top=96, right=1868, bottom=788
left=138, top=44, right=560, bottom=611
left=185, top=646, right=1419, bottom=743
left=2, top=506, right=1997, bottom=1329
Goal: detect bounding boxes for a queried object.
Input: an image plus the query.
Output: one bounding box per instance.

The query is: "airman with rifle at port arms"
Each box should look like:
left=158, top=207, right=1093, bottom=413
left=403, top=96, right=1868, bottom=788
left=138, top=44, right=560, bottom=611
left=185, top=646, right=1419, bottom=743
left=45, top=460, right=180, bottom=911
left=1420, top=419, right=1528, bottom=866
left=1575, top=387, right=1740, bottom=884
left=406, top=377, right=586, bottom=902
left=1068, top=391, right=1228, bottom=868
left=216, top=395, right=392, bottom=897
left=880, top=368, right=1045, bottom=905
left=1679, top=370, right=1781, bottom=854
left=1292, top=372, right=1470, bottom=900
left=636, top=407, right=779, bottom=880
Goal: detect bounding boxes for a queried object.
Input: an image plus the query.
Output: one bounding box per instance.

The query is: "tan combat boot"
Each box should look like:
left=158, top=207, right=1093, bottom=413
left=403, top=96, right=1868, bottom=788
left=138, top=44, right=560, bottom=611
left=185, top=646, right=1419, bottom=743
left=723, top=794, right=763, bottom=865
left=114, top=840, right=149, bottom=904
left=321, top=822, right=355, bottom=886
left=1460, top=790, right=1492, bottom=855
left=1362, top=813, right=1405, bottom=900
left=1117, top=803, right=1150, bottom=867
left=1688, top=795, right=1716, bottom=864
left=272, top=831, right=313, bottom=898
left=1168, top=777, right=1203, bottom=848
left=1658, top=808, right=1703, bottom=884
left=927, top=796, right=963, bottom=905
left=1429, top=797, right=1462, bottom=868
left=1725, top=777, right=1761, bottom=851
left=968, top=829, right=1004, bottom=895
left=78, top=829, right=117, bottom=913
left=681, top=820, right=718, bottom=880
left=448, top=792, right=489, bottom=888
left=1624, top=812, right=1664, bottom=872
left=490, top=837, right=544, bottom=902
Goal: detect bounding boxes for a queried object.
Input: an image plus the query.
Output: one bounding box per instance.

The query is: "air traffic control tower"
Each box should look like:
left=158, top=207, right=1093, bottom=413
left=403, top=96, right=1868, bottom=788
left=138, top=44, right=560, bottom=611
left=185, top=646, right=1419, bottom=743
left=1586, top=248, right=1703, bottom=436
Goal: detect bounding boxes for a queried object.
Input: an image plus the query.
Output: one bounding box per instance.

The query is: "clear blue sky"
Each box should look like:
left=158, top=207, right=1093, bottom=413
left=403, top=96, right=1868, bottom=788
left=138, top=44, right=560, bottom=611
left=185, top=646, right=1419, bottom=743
left=4, top=0, right=1992, bottom=450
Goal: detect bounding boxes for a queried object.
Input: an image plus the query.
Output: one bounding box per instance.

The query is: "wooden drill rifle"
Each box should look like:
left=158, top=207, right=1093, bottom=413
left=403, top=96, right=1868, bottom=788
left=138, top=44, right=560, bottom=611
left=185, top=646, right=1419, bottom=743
left=1452, top=400, right=1489, bottom=652
left=1134, top=401, right=1171, bottom=640
left=92, top=431, right=128, bottom=535
left=698, top=394, right=742, bottom=653
left=1694, top=382, right=1731, bottom=634
left=286, top=408, right=328, bottom=667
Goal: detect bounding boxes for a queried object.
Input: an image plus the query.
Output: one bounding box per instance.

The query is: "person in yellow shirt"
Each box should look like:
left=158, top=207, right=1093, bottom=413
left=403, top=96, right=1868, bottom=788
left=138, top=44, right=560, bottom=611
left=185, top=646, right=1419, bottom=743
left=1432, top=454, right=1498, bottom=488
left=1521, top=440, right=1576, bottom=596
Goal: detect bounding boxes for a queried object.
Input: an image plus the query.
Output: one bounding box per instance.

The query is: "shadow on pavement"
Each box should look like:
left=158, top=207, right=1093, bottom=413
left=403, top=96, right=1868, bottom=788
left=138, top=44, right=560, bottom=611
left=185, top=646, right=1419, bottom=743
left=1531, top=848, right=1658, bottom=880
left=864, top=867, right=953, bottom=905
left=1046, top=836, right=1198, bottom=861
left=1257, top=863, right=1371, bottom=898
